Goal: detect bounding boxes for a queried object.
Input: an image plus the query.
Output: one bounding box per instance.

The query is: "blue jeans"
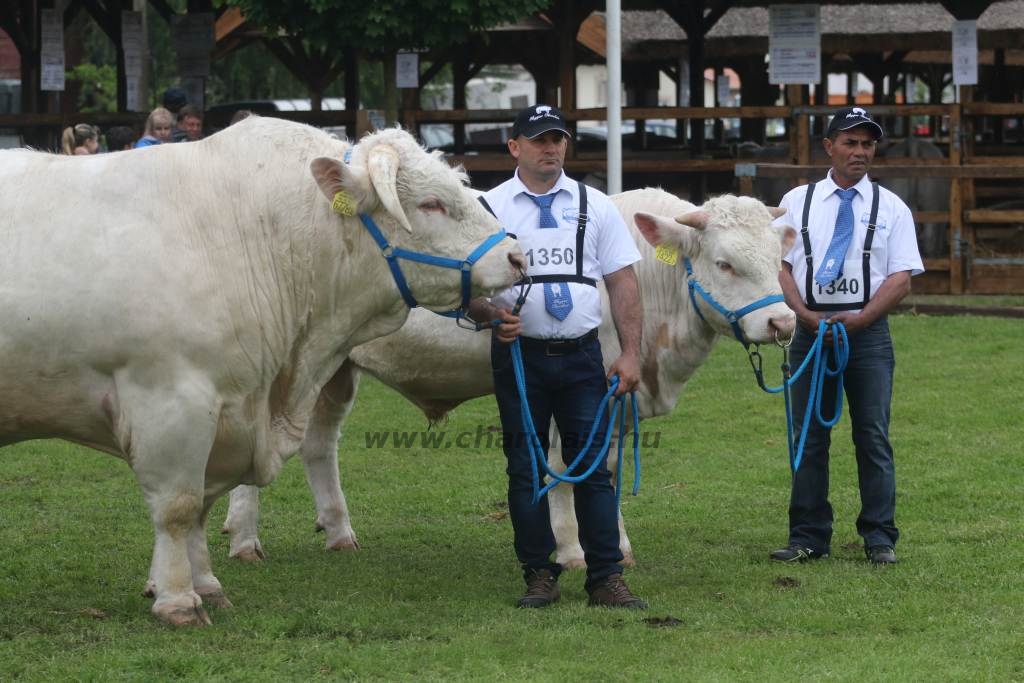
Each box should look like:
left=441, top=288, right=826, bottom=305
left=491, top=335, right=623, bottom=589
left=786, top=317, right=899, bottom=554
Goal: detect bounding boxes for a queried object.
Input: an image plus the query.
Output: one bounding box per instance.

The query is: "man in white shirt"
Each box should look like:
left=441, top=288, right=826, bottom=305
left=469, top=104, right=646, bottom=608
left=771, top=107, right=924, bottom=565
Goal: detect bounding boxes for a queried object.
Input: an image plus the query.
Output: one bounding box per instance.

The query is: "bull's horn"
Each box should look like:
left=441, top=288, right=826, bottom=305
left=768, top=206, right=787, bottom=219
left=675, top=210, right=709, bottom=230
left=367, top=144, right=413, bottom=233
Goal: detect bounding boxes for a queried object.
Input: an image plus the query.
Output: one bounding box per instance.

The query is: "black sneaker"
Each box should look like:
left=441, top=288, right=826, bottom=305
left=517, top=569, right=560, bottom=608
left=866, top=545, right=898, bottom=565
left=769, top=544, right=829, bottom=562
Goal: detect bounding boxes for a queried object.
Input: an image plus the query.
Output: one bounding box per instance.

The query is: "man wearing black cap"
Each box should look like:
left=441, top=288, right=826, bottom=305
left=469, top=104, right=646, bottom=608
left=770, top=107, right=924, bottom=566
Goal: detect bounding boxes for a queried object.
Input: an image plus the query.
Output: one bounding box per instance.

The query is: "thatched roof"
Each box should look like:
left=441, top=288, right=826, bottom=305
left=589, top=2, right=1024, bottom=60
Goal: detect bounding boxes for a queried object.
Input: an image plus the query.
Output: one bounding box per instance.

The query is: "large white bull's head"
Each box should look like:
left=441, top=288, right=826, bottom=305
left=309, top=128, right=524, bottom=313
left=634, top=194, right=797, bottom=345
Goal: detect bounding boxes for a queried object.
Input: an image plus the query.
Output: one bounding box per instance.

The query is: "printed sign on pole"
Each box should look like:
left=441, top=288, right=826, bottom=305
left=40, top=9, right=65, bottom=92
left=768, top=4, right=821, bottom=85
left=952, top=20, right=978, bottom=86
left=396, top=52, right=419, bottom=89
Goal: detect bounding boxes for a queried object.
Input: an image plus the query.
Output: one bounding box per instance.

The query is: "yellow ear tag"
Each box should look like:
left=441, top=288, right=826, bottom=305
left=655, top=244, right=679, bottom=266
left=331, top=191, right=357, bottom=216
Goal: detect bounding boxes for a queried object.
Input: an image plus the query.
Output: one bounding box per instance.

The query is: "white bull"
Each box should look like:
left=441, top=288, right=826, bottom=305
left=0, top=117, right=523, bottom=626
left=224, top=188, right=797, bottom=566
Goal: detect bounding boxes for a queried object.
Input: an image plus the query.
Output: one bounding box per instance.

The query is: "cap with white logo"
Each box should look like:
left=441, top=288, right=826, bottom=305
left=511, top=104, right=571, bottom=140
left=826, top=106, right=884, bottom=139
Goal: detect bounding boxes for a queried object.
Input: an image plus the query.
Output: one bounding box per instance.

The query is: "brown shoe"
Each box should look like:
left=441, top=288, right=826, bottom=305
left=587, top=573, right=648, bottom=609
left=517, top=569, right=560, bottom=608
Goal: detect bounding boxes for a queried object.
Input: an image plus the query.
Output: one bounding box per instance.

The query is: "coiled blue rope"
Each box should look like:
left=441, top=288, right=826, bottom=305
left=509, top=338, right=641, bottom=507
left=760, top=319, right=849, bottom=472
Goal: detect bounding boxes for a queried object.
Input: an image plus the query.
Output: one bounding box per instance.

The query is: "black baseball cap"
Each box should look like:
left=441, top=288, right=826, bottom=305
left=826, top=106, right=884, bottom=139
left=511, top=104, right=570, bottom=140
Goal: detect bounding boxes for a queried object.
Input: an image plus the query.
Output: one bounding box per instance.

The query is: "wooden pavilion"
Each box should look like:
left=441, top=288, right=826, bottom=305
left=1, top=0, right=1023, bottom=293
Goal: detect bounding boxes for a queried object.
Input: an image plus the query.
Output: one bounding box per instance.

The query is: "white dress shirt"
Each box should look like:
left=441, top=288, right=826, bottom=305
left=484, top=170, right=641, bottom=339
left=777, top=170, right=924, bottom=310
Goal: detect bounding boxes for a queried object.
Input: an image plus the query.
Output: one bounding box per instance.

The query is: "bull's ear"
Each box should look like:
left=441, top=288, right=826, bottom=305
left=366, top=144, right=413, bottom=233
left=778, top=225, right=797, bottom=252
left=767, top=206, right=787, bottom=219
left=634, top=212, right=698, bottom=255
left=310, top=156, right=373, bottom=215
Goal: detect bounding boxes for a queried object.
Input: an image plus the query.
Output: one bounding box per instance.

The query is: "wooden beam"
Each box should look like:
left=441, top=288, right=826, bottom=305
left=214, top=6, right=245, bottom=42
left=750, top=163, right=1024, bottom=179
left=79, top=0, right=119, bottom=43
left=147, top=0, right=176, bottom=23
left=262, top=38, right=310, bottom=86
left=966, top=210, right=1024, bottom=223
left=420, top=54, right=449, bottom=87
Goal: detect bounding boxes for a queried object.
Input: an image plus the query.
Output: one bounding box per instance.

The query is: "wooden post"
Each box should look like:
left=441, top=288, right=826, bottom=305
left=453, top=50, right=467, bottom=155
left=787, top=85, right=810, bottom=186
left=948, top=101, right=964, bottom=294
left=557, top=0, right=576, bottom=113
left=356, top=108, right=372, bottom=139
left=959, top=85, right=976, bottom=293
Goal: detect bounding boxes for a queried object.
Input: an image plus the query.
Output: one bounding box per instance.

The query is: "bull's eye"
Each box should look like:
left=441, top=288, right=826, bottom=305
left=419, top=199, right=445, bottom=214
left=716, top=260, right=733, bottom=273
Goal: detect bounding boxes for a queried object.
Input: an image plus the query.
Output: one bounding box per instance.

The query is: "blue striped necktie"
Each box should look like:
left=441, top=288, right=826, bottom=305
left=527, top=192, right=573, bottom=319
left=815, top=187, right=858, bottom=286
left=529, top=192, right=559, bottom=229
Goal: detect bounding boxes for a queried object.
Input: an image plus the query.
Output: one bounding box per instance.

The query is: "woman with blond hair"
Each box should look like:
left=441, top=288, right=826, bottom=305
left=61, top=123, right=99, bottom=155
left=134, top=107, right=174, bottom=149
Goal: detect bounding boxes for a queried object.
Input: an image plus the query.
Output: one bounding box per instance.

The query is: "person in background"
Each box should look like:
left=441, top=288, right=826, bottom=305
left=770, top=107, right=924, bottom=566
left=177, top=104, right=204, bottom=141
left=468, top=104, right=646, bottom=610
left=134, top=107, right=174, bottom=149
left=162, top=87, right=189, bottom=142
left=61, top=123, right=99, bottom=155
left=105, top=126, right=136, bottom=152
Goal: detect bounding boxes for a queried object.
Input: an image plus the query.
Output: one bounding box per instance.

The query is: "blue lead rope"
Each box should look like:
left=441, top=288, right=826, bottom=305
left=509, top=338, right=641, bottom=507
left=759, top=320, right=849, bottom=473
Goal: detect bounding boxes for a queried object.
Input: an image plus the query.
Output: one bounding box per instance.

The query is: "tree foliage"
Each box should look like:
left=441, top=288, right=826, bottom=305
left=222, top=0, right=551, bottom=56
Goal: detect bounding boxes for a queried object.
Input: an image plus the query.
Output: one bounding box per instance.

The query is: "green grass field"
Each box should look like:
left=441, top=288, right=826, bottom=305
left=1, top=313, right=1022, bottom=681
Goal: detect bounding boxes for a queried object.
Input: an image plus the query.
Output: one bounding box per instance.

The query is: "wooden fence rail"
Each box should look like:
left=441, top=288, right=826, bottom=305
left=4, top=101, right=1022, bottom=293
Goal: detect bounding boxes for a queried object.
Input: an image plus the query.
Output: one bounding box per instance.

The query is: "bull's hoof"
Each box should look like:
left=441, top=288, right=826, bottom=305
left=621, top=552, right=637, bottom=567
left=198, top=590, right=233, bottom=609
left=229, top=541, right=266, bottom=562
left=557, top=556, right=586, bottom=570
left=141, top=580, right=156, bottom=598
left=327, top=536, right=360, bottom=551
left=153, top=602, right=212, bottom=627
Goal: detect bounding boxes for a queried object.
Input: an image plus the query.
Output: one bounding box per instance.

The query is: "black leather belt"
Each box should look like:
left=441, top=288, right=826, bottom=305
left=518, top=328, right=599, bottom=356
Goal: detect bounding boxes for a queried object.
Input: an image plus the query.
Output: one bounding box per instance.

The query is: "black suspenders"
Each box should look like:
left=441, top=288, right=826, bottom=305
left=498, top=181, right=595, bottom=288
left=800, top=181, right=880, bottom=312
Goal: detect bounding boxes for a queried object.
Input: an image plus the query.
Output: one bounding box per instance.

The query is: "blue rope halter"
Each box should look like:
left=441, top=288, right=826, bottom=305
left=355, top=213, right=508, bottom=319
left=344, top=147, right=509, bottom=321
left=683, top=257, right=786, bottom=348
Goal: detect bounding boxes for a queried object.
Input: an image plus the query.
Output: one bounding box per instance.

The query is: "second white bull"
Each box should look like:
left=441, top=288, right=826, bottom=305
left=223, top=188, right=797, bottom=566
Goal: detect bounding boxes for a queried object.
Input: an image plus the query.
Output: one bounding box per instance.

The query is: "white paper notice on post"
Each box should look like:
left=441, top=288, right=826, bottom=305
left=952, top=20, right=978, bottom=86
left=768, top=5, right=820, bottom=85
left=40, top=9, right=65, bottom=92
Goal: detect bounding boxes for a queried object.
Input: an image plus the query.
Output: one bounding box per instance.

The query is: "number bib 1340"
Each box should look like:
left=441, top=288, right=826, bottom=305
left=813, top=257, right=866, bottom=305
